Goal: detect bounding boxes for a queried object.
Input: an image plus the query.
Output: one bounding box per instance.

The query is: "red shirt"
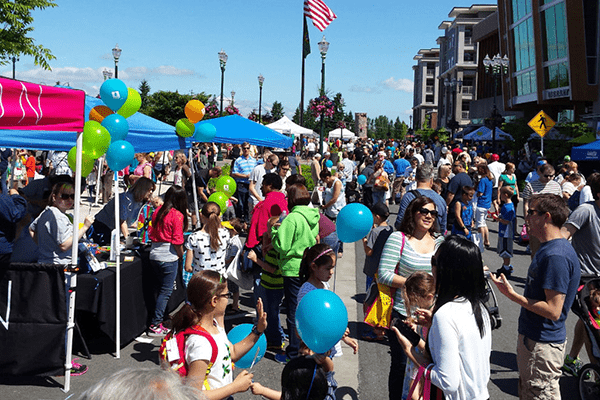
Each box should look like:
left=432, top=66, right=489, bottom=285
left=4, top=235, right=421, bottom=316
left=246, top=191, right=289, bottom=248
left=149, top=206, right=185, bottom=245
left=25, top=156, right=36, bottom=178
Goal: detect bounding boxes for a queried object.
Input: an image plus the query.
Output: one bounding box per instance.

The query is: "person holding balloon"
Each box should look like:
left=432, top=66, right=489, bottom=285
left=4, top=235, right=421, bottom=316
left=88, top=177, right=156, bottom=246
left=167, top=270, right=267, bottom=399
left=378, top=196, right=444, bottom=400
left=271, top=183, right=321, bottom=363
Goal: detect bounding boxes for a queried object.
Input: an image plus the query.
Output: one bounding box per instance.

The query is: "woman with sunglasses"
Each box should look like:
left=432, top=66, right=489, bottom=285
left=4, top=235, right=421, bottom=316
left=29, top=182, right=94, bottom=265
left=166, top=270, right=267, bottom=399
left=393, top=235, right=491, bottom=400
left=378, top=196, right=444, bottom=400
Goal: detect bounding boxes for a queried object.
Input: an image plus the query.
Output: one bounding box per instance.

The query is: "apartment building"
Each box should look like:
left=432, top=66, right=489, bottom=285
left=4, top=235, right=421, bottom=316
left=412, top=48, right=440, bottom=130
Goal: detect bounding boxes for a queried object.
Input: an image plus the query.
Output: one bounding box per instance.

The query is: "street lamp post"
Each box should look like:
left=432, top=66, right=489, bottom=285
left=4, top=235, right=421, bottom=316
left=217, top=49, right=228, bottom=162
left=444, top=77, right=462, bottom=139
left=102, top=69, right=113, bottom=81
left=318, top=35, right=329, bottom=154
left=483, top=54, right=509, bottom=153
left=230, top=90, right=235, bottom=107
left=11, top=56, right=18, bottom=79
left=112, top=44, right=122, bottom=79
left=258, top=74, right=264, bottom=123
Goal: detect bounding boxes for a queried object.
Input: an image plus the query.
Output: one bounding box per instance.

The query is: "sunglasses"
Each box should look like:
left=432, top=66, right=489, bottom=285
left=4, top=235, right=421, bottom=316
left=218, top=292, right=234, bottom=299
left=544, top=174, right=554, bottom=178
left=243, top=147, right=250, bottom=150
left=417, top=207, right=438, bottom=217
left=527, top=209, right=543, bottom=216
left=60, top=193, right=75, bottom=200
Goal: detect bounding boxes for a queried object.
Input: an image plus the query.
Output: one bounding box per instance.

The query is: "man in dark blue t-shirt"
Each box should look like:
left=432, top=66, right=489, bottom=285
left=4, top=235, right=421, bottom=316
left=491, top=194, right=580, bottom=400
left=445, top=160, right=472, bottom=229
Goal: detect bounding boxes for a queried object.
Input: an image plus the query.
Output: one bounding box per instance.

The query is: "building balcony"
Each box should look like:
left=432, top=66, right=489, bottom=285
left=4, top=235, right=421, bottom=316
left=426, top=70, right=435, bottom=77
left=462, top=86, right=474, bottom=95
left=461, top=111, right=470, bottom=120
left=425, top=85, right=435, bottom=94
left=464, top=37, right=473, bottom=45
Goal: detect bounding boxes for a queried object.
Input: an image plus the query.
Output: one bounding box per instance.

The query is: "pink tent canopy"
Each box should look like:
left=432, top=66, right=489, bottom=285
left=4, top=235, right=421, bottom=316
left=0, top=77, right=85, bottom=131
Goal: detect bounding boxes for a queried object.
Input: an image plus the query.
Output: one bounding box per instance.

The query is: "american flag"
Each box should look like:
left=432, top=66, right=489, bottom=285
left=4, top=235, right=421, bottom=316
left=304, top=0, right=337, bottom=32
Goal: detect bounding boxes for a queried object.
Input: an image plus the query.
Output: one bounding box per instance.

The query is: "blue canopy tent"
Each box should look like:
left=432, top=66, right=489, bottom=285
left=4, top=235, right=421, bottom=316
left=571, top=139, right=600, bottom=161
left=463, top=126, right=513, bottom=141
left=0, top=96, right=293, bottom=151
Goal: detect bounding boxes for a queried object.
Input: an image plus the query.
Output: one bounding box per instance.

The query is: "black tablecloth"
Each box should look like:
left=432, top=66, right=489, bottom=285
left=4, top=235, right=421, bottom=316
left=76, top=249, right=186, bottom=346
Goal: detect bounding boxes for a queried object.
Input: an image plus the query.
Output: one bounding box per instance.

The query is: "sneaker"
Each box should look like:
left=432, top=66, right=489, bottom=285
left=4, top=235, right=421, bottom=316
left=275, top=352, right=290, bottom=364
left=148, top=323, right=169, bottom=337
left=496, top=265, right=513, bottom=277
left=562, top=355, right=583, bottom=376
left=267, top=342, right=285, bottom=352
left=70, top=359, right=88, bottom=376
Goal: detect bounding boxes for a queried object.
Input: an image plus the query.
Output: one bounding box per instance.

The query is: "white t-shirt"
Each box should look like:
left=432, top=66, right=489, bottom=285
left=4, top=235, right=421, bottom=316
left=185, top=322, right=233, bottom=391
left=249, top=164, right=274, bottom=204
left=306, top=142, right=316, bottom=152
left=428, top=299, right=491, bottom=400
left=488, top=161, right=505, bottom=187
left=186, top=228, right=230, bottom=275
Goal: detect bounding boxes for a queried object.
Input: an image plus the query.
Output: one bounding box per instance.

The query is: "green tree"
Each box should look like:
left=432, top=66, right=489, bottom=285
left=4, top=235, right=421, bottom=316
left=138, top=79, right=151, bottom=114
left=0, top=0, right=57, bottom=70
left=271, top=101, right=284, bottom=120
left=145, top=90, right=211, bottom=126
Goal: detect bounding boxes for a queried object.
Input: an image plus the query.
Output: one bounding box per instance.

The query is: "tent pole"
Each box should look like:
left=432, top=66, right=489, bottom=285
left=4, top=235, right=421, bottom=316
left=189, top=147, right=200, bottom=229
left=8, top=149, right=17, bottom=190
left=114, top=171, right=121, bottom=358
left=94, top=156, right=104, bottom=205
left=63, top=132, right=84, bottom=392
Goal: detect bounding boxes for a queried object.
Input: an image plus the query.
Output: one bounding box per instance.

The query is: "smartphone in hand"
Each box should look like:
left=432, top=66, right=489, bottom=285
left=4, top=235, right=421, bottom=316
left=392, top=317, right=421, bottom=347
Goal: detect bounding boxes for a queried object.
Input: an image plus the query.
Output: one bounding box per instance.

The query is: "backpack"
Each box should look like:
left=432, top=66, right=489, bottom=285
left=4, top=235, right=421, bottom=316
left=159, top=325, right=218, bottom=377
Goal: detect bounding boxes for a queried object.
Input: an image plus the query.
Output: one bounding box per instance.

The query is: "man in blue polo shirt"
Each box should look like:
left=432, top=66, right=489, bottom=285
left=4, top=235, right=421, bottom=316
left=231, top=142, right=256, bottom=223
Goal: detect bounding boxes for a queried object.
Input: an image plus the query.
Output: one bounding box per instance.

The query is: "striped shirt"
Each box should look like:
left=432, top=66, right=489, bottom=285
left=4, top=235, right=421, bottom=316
left=522, top=179, right=563, bottom=199
left=233, top=155, right=257, bottom=184
left=378, top=232, right=444, bottom=316
left=260, top=248, right=283, bottom=290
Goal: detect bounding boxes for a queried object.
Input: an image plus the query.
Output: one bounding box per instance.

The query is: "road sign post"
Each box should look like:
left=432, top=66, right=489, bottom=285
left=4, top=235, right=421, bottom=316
left=528, top=110, right=555, bottom=156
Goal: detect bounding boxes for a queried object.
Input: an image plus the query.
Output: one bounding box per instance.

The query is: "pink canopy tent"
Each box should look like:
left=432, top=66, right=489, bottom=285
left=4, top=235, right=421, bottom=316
left=0, top=77, right=85, bottom=392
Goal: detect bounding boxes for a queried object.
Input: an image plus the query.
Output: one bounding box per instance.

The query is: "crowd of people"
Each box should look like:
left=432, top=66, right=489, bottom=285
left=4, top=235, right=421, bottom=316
left=1, top=134, right=599, bottom=400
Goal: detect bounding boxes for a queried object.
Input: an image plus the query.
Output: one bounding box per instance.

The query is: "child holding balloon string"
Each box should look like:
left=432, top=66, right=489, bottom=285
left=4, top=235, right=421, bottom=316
left=163, top=269, right=267, bottom=399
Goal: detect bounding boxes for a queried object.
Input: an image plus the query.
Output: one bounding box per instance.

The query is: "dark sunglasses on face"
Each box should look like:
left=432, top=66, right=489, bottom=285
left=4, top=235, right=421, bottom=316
left=417, top=207, right=438, bottom=217
left=243, top=147, right=250, bottom=150
left=60, top=193, right=75, bottom=200
left=544, top=174, right=554, bottom=178
left=219, top=292, right=234, bottom=299
left=527, top=209, right=543, bottom=216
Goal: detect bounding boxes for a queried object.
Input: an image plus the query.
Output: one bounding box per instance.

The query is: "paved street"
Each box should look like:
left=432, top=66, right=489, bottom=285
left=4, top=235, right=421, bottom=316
left=0, top=196, right=588, bottom=400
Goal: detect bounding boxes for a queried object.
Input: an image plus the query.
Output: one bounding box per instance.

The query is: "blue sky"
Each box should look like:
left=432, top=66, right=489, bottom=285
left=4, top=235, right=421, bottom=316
left=2, top=0, right=459, bottom=125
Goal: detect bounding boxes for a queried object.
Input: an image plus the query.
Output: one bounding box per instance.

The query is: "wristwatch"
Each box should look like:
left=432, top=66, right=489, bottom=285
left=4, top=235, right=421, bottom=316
left=251, top=324, right=263, bottom=336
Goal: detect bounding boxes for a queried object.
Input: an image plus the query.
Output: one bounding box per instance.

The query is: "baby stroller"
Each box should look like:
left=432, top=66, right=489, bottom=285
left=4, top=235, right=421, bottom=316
left=483, top=272, right=502, bottom=330
left=573, top=276, right=600, bottom=400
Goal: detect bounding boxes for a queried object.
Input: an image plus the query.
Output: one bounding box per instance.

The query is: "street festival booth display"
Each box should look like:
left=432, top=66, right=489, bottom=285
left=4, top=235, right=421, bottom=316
left=463, top=126, right=514, bottom=141
left=571, top=139, right=600, bottom=161
left=0, top=77, right=293, bottom=390
left=0, top=77, right=85, bottom=390
left=267, top=115, right=316, bottom=138
left=328, top=127, right=356, bottom=140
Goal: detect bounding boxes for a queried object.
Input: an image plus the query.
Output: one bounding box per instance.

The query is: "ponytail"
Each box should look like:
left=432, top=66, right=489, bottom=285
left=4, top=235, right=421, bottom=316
left=202, top=202, right=222, bottom=251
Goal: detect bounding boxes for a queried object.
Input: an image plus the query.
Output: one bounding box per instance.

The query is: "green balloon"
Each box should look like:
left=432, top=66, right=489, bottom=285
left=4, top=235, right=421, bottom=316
left=68, top=146, right=95, bottom=177
left=176, top=118, right=195, bottom=138
left=117, top=88, right=142, bottom=118
left=82, top=120, right=111, bottom=159
left=215, top=176, right=236, bottom=198
left=208, top=192, right=228, bottom=214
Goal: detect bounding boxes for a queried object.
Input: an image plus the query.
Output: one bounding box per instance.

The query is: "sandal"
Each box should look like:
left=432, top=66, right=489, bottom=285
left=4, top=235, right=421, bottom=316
left=361, top=331, right=385, bottom=341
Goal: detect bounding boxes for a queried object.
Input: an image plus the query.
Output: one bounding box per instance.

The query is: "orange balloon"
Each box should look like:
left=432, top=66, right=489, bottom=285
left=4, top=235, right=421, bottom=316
left=89, top=105, right=114, bottom=123
left=185, top=100, right=205, bottom=123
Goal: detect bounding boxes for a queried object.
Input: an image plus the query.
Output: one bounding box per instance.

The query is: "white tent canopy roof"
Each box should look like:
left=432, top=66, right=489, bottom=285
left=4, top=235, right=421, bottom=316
left=266, top=115, right=315, bottom=137
left=328, top=127, right=356, bottom=139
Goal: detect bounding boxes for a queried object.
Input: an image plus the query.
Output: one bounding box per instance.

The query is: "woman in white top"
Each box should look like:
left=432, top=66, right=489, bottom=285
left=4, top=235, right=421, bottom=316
left=320, top=169, right=346, bottom=220
left=185, top=202, right=230, bottom=276
left=29, top=182, right=94, bottom=265
left=393, top=235, right=491, bottom=400
left=168, top=270, right=267, bottom=399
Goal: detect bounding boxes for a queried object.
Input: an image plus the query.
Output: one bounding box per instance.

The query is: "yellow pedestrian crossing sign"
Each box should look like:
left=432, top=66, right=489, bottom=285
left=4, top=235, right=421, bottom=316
left=528, top=111, right=555, bottom=137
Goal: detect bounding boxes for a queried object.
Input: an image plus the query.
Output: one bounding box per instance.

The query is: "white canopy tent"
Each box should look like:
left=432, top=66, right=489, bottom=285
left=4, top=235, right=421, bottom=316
left=328, top=127, right=356, bottom=140
left=266, top=115, right=316, bottom=137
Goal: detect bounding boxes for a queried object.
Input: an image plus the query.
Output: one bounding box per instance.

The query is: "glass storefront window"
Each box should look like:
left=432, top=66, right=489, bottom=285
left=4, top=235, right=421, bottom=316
left=544, top=62, right=569, bottom=89
left=542, top=2, right=567, bottom=62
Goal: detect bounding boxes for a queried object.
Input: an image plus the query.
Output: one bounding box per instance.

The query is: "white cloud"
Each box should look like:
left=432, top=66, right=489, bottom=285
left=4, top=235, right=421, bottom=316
left=349, top=85, right=380, bottom=93
left=403, top=109, right=413, bottom=115
left=382, top=77, right=413, bottom=92
left=151, top=65, right=194, bottom=76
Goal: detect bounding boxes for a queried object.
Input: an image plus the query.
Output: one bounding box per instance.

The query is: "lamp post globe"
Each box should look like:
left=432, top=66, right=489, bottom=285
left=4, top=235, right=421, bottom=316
left=217, top=49, right=228, bottom=161
left=258, top=74, right=264, bottom=123
left=317, top=35, right=329, bottom=154
left=483, top=53, right=510, bottom=153
left=112, top=44, right=122, bottom=79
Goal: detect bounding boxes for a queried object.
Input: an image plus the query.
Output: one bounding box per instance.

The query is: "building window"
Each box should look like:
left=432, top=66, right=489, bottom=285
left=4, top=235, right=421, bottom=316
left=515, top=69, right=537, bottom=96
left=541, top=1, right=568, bottom=62
left=513, top=18, right=535, bottom=72
left=511, top=0, right=532, bottom=24
left=544, top=61, right=569, bottom=89
left=583, top=0, right=598, bottom=84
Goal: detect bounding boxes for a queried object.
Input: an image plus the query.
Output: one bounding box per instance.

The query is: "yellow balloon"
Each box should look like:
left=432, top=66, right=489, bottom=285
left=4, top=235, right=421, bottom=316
left=185, top=100, right=205, bottom=123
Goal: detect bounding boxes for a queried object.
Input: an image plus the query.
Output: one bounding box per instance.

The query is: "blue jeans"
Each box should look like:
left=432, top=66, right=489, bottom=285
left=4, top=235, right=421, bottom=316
left=283, top=276, right=302, bottom=358
left=234, top=185, right=250, bottom=222
left=150, top=259, right=179, bottom=326
left=372, top=189, right=386, bottom=205
left=321, top=231, right=340, bottom=256
left=255, top=283, right=285, bottom=346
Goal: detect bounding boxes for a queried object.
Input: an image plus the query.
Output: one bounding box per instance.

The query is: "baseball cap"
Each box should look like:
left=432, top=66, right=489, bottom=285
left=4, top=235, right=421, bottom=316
left=536, top=160, right=547, bottom=167
left=564, top=155, right=571, bottom=161
left=221, top=221, right=234, bottom=230
left=441, top=147, right=448, bottom=154
left=491, top=154, right=499, bottom=161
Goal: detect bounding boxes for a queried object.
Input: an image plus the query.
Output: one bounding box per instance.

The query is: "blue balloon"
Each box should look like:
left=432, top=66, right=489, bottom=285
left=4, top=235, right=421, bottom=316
left=227, top=323, right=266, bottom=368
left=194, top=123, right=217, bottom=142
left=357, top=174, right=367, bottom=185
left=336, top=203, right=373, bottom=243
left=296, top=289, right=348, bottom=354
left=100, top=79, right=129, bottom=111
left=325, top=160, right=333, bottom=168
left=105, top=140, right=135, bottom=172
left=102, top=113, right=129, bottom=142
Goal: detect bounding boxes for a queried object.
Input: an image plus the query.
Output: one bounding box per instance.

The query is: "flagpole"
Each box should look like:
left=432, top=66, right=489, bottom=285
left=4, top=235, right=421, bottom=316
left=300, top=19, right=306, bottom=127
